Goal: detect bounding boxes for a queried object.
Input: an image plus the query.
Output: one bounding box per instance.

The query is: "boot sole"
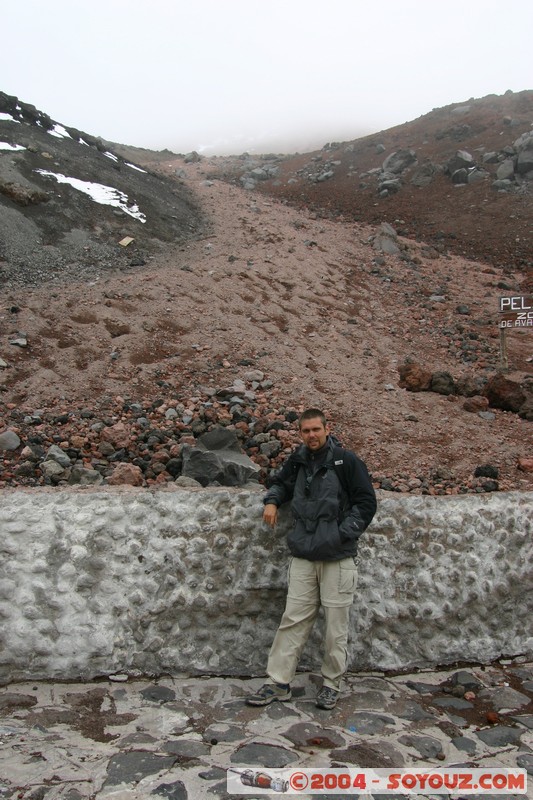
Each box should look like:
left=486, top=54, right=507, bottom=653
left=246, top=694, right=292, bottom=706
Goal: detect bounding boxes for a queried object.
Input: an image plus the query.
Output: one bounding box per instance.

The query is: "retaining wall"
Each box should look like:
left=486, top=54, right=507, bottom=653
left=0, top=487, right=532, bottom=682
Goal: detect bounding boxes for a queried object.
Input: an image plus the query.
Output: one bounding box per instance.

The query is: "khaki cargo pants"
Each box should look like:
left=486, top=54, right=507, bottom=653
left=266, top=556, right=358, bottom=691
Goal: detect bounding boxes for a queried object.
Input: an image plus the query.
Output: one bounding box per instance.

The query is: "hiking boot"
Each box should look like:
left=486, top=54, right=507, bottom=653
left=245, top=682, right=291, bottom=706
left=316, top=686, right=339, bottom=710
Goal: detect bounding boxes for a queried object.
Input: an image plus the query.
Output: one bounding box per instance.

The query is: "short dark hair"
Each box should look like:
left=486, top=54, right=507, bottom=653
left=298, top=408, right=327, bottom=428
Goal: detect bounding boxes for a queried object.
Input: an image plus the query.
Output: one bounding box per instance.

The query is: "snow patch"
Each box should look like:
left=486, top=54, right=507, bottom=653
left=0, top=112, right=20, bottom=123
left=126, top=162, right=147, bottom=173
left=34, top=169, right=146, bottom=222
left=0, top=142, right=26, bottom=151
left=48, top=124, right=72, bottom=139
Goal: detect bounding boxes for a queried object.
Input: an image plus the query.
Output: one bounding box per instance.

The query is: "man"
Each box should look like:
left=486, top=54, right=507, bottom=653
left=246, top=408, right=377, bottom=710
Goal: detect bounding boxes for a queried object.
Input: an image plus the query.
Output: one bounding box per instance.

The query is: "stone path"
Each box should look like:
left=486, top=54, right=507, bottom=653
left=1, top=661, right=532, bottom=799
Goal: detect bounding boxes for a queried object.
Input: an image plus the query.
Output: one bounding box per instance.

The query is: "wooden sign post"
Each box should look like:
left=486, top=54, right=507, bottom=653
left=498, top=295, right=533, bottom=370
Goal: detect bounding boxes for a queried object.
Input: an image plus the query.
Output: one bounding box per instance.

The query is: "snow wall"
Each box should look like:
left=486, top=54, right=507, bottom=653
left=1, top=487, right=532, bottom=682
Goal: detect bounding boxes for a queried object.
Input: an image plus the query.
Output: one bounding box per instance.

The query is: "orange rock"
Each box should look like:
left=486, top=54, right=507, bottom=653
left=463, top=396, right=489, bottom=413
left=107, top=463, right=144, bottom=486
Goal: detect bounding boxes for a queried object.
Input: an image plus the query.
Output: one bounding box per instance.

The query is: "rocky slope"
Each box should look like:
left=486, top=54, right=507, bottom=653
left=0, top=91, right=532, bottom=493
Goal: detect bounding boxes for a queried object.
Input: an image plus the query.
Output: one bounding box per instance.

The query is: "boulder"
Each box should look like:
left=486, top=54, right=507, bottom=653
left=456, top=374, right=487, bottom=397
left=107, top=463, right=144, bottom=486
left=518, top=394, right=533, bottom=421
left=451, top=168, right=469, bottom=184
left=373, top=223, right=400, bottom=254
left=517, top=148, right=533, bottom=175
left=496, top=159, right=515, bottom=181
left=410, top=163, right=437, bottom=187
left=0, top=430, right=21, bottom=451
left=373, top=234, right=400, bottom=254
left=382, top=149, right=417, bottom=174
left=398, top=362, right=432, bottom=392
left=46, top=444, right=71, bottom=468
left=41, top=460, right=65, bottom=481
left=430, top=371, right=456, bottom=395
left=463, top=396, right=489, bottom=413
left=467, top=168, right=488, bottom=183
left=197, top=426, right=241, bottom=452
left=183, top=151, right=201, bottom=163
left=68, top=466, right=103, bottom=486
left=447, top=150, right=474, bottom=174
left=484, top=373, right=526, bottom=412
left=181, top=444, right=260, bottom=487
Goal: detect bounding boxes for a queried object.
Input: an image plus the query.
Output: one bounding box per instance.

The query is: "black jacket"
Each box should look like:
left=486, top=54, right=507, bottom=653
left=264, top=436, right=377, bottom=561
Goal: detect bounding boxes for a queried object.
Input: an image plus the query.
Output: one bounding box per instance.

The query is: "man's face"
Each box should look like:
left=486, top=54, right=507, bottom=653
left=299, top=417, right=329, bottom=451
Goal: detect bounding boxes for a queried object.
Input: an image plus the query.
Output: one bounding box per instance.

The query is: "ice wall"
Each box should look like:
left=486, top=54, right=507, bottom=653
left=1, top=487, right=531, bottom=681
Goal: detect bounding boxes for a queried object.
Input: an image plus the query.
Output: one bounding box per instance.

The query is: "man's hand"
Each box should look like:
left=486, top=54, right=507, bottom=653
left=263, top=503, right=278, bottom=527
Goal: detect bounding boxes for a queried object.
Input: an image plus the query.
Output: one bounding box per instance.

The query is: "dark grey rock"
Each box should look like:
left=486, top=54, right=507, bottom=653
left=282, top=722, right=345, bottom=747
left=345, top=712, right=396, bottom=735
left=496, top=158, right=515, bottom=181
left=152, top=781, right=187, bottom=800
left=492, top=178, right=515, bottom=191
left=398, top=734, right=444, bottom=759
left=330, top=740, right=404, bottom=768
left=382, top=149, right=417, bottom=174
left=356, top=677, right=391, bottom=690
left=163, top=739, right=211, bottom=757
left=445, top=712, right=469, bottom=728
left=447, top=150, right=474, bottom=173
left=181, top=444, right=260, bottom=487
left=0, top=430, right=21, bottom=451
left=204, top=723, right=244, bottom=743
left=373, top=234, right=400, bottom=255
left=394, top=699, right=437, bottom=721
left=475, top=725, right=523, bottom=747
left=68, top=466, right=103, bottom=485
left=451, top=735, right=477, bottom=754
left=478, top=686, right=531, bottom=710
left=349, top=690, right=389, bottom=710
left=140, top=685, right=176, bottom=704
left=467, top=168, right=489, bottom=183
left=517, top=753, right=533, bottom=775
left=432, top=696, right=473, bottom=710
left=197, top=426, right=241, bottom=452
left=199, top=767, right=227, bottom=780
left=265, top=700, right=300, bottom=720
left=119, top=732, right=157, bottom=745
left=404, top=679, right=441, bottom=694
left=510, top=715, right=533, bottom=729
left=508, top=666, right=533, bottom=681
left=63, top=790, right=84, bottom=800
left=230, top=742, right=298, bottom=767
left=431, top=371, right=456, bottom=395
left=410, top=163, right=437, bottom=187
left=105, top=751, right=177, bottom=786
left=46, top=443, right=72, bottom=467
left=517, top=148, right=533, bottom=175
left=452, top=167, right=469, bottom=184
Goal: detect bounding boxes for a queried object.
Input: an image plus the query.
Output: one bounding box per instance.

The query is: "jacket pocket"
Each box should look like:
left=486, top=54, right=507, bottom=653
left=339, top=558, right=358, bottom=594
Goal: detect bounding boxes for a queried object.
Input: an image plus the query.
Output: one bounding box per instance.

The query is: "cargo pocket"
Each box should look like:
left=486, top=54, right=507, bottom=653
left=338, top=558, right=358, bottom=595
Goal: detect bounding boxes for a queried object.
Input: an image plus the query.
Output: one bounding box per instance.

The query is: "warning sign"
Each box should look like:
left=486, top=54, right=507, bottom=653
left=499, top=295, right=533, bottom=328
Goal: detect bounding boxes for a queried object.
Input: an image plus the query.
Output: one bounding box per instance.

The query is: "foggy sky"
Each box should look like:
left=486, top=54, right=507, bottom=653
left=2, top=0, right=532, bottom=155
